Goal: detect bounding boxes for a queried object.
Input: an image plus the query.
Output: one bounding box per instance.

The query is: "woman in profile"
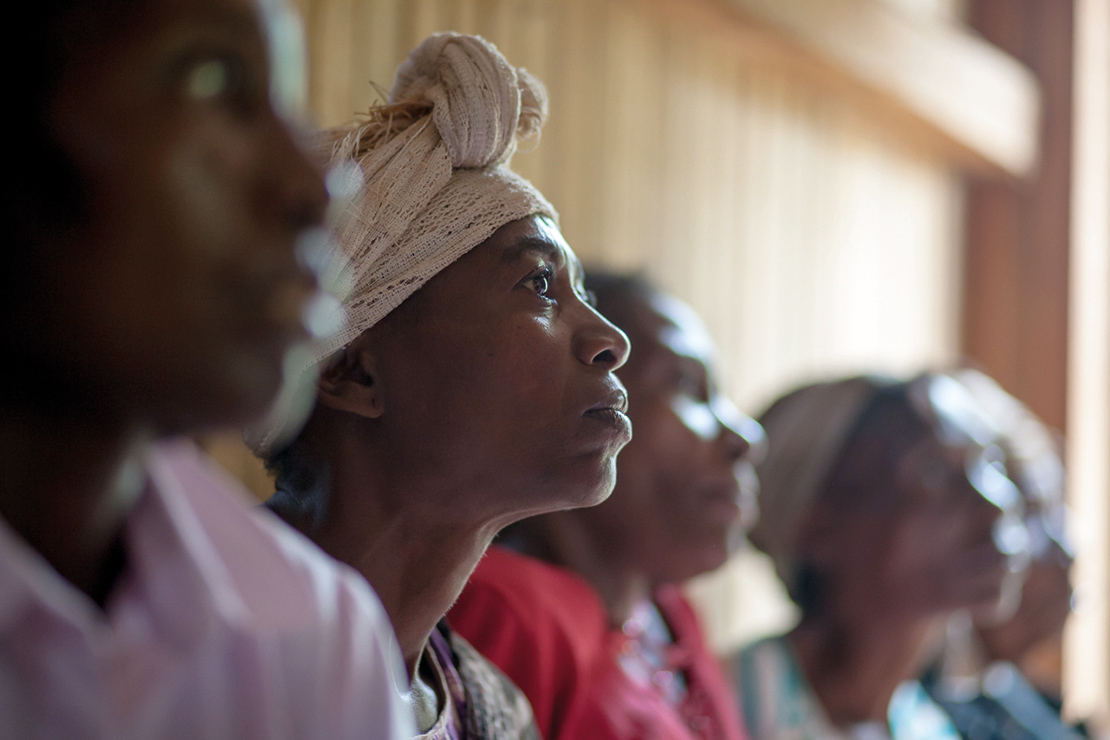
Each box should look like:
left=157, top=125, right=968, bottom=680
left=449, top=272, right=765, bottom=740
left=257, top=33, right=633, bottom=738
left=736, top=374, right=1028, bottom=740
left=920, top=369, right=1084, bottom=740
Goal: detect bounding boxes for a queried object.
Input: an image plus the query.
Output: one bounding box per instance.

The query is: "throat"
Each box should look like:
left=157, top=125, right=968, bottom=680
left=0, top=413, right=147, bottom=605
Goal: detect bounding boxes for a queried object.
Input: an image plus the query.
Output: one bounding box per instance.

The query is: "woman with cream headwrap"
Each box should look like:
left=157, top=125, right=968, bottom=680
left=733, top=374, right=1029, bottom=740
left=256, top=33, right=633, bottom=738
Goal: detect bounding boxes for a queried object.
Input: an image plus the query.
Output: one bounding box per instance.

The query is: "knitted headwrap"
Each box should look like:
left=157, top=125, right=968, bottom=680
left=246, top=32, right=558, bottom=454
left=748, top=376, right=896, bottom=594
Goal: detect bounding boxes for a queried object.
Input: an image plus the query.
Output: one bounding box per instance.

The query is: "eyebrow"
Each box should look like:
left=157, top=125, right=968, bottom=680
left=500, top=237, right=566, bottom=267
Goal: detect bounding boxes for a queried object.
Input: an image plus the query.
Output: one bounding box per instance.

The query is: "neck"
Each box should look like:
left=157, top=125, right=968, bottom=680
left=0, top=404, right=148, bottom=606
left=789, top=609, right=943, bottom=727
left=268, top=434, right=509, bottom=679
left=513, top=513, right=652, bottom=625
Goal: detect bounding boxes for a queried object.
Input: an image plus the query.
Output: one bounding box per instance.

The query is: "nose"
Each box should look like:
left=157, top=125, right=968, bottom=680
left=712, top=395, right=766, bottom=463
left=964, top=466, right=1031, bottom=561
left=575, top=304, right=631, bottom=371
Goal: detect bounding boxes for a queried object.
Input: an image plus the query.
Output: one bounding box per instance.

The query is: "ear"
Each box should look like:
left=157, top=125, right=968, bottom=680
left=315, top=337, right=385, bottom=420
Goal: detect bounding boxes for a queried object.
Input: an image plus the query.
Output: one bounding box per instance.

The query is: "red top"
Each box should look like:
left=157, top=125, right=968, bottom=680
left=447, top=546, right=749, bottom=740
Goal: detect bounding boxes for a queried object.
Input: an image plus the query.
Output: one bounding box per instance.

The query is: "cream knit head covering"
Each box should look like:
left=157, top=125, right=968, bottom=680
left=749, top=376, right=896, bottom=594
left=247, top=32, right=558, bottom=454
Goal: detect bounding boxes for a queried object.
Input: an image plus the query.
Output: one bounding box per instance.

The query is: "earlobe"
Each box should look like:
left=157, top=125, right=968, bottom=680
left=315, top=344, right=385, bottom=420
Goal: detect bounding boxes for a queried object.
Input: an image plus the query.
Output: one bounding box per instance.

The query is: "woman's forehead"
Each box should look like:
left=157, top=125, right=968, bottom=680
left=496, top=217, right=582, bottom=276
left=912, top=374, right=998, bottom=449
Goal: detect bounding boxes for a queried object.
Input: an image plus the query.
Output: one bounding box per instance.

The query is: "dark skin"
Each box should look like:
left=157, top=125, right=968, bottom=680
left=976, top=497, right=1073, bottom=695
left=787, top=392, right=1016, bottom=725
left=267, top=215, right=633, bottom=678
left=977, top=546, right=1072, bottom=663
left=0, top=0, right=327, bottom=606
left=511, top=288, right=763, bottom=625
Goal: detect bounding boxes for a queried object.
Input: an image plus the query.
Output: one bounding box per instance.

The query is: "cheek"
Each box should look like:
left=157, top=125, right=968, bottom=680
left=882, top=513, right=955, bottom=578
left=397, top=321, right=570, bottom=443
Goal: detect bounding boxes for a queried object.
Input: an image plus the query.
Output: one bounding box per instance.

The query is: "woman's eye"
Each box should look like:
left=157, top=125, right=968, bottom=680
left=676, top=372, right=707, bottom=402
left=181, top=55, right=258, bottom=115
left=530, top=270, right=552, bottom=298
left=186, top=59, right=233, bottom=100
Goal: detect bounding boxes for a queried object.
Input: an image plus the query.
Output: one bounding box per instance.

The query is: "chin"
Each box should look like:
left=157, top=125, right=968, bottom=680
left=698, top=543, right=733, bottom=577
left=538, top=455, right=619, bottom=513
left=660, top=543, right=732, bottom=585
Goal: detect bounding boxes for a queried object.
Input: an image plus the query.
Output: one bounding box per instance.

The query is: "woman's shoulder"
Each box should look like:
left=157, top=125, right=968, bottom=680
left=733, top=635, right=830, bottom=740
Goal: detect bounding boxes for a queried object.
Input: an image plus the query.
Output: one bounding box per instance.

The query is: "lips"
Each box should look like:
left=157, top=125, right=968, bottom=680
left=583, top=386, right=632, bottom=443
left=699, top=481, right=746, bottom=522
left=587, top=387, right=629, bottom=416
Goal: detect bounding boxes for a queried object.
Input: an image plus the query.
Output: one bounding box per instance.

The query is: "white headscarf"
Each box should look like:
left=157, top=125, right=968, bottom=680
left=247, top=33, right=558, bottom=454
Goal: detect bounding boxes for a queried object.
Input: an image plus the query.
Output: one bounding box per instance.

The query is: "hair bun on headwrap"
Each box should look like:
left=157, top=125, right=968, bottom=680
left=390, top=32, right=548, bottom=169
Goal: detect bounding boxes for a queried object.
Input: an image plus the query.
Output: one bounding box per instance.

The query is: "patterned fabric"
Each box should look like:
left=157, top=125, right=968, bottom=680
left=450, top=628, right=541, bottom=740
left=735, top=636, right=960, bottom=740
left=417, top=627, right=468, bottom=740
left=418, top=623, right=540, bottom=740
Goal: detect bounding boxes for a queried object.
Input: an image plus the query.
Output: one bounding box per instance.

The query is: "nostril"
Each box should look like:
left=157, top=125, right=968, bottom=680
left=593, top=348, right=617, bottom=366
left=728, top=430, right=752, bottom=462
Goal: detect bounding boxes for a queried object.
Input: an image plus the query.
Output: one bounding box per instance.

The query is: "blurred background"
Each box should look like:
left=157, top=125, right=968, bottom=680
left=204, top=0, right=1109, bottom=728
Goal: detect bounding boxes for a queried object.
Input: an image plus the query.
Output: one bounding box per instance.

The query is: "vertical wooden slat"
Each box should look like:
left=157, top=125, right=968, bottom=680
left=1064, top=0, right=1110, bottom=724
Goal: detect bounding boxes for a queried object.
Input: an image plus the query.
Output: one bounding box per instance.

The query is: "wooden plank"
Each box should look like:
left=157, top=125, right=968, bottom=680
left=621, top=0, right=1040, bottom=177
left=1064, top=0, right=1110, bottom=725
left=962, top=0, right=1073, bottom=432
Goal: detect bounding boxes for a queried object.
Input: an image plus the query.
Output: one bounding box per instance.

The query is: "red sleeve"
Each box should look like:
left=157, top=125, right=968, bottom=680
left=448, top=547, right=609, bottom=740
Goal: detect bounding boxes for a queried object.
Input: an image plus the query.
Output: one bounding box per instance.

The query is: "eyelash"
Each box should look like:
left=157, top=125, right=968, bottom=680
left=528, top=267, right=554, bottom=299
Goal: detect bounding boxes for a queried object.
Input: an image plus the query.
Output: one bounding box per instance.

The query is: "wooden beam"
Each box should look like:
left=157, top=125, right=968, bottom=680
left=962, top=0, right=1073, bottom=432
left=636, top=0, right=1041, bottom=176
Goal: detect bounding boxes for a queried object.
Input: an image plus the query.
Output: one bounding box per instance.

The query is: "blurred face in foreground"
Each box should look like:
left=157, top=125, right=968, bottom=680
left=13, top=0, right=328, bottom=433
left=570, top=289, right=765, bottom=584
